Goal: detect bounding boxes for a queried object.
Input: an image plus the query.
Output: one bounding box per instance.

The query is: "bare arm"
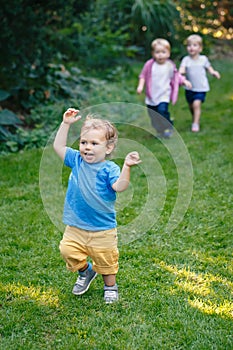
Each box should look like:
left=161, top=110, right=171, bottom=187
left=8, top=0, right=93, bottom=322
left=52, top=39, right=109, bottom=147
left=179, top=66, right=186, bottom=75
left=137, top=78, right=145, bottom=94
left=183, top=78, right=192, bottom=89
left=178, top=67, right=192, bottom=89
left=112, top=151, right=141, bottom=192
left=53, top=108, right=81, bottom=160
left=207, top=65, right=221, bottom=79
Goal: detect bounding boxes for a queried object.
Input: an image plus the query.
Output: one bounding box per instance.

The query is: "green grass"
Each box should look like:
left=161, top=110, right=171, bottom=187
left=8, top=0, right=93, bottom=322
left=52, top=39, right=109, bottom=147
left=0, top=60, right=233, bottom=349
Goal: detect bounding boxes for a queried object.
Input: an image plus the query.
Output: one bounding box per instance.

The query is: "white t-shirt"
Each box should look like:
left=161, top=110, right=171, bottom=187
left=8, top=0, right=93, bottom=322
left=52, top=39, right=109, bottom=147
left=180, top=55, right=211, bottom=92
left=145, top=60, right=173, bottom=106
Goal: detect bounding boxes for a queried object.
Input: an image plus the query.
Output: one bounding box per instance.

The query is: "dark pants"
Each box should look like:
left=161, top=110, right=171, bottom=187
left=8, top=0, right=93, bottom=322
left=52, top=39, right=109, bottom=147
left=147, top=103, right=173, bottom=134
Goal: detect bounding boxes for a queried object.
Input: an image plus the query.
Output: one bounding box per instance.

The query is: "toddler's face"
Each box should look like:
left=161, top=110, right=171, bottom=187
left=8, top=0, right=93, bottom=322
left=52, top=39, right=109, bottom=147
left=187, top=41, right=202, bottom=57
left=79, top=128, right=113, bottom=164
left=152, top=44, right=170, bottom=64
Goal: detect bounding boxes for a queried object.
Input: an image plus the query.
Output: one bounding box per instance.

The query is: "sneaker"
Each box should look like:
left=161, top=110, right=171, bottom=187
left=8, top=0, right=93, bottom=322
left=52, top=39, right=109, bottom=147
left=191, top=123, right=200, bottom=132
left=104, top=284, right=118, bottom=304
left=163, top=129, right=173, bottom=138
left=72, top=268, right=97, bottom=295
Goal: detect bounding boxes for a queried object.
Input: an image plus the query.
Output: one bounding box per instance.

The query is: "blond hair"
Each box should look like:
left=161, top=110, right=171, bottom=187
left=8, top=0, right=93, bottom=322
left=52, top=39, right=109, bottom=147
left=81, top=115, right=118, bottom=149
left=186, top=34, right=203, bottom=48
left=151, top=38, right=171, bottom=53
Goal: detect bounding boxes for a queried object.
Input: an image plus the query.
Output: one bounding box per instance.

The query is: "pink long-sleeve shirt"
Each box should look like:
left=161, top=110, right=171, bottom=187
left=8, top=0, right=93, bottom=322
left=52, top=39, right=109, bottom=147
left=139, top=58, right=186, bottom=105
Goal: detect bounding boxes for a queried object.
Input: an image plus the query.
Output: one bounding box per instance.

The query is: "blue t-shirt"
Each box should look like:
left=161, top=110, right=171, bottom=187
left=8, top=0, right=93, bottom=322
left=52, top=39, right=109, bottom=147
left=63, top=148, right=120, bottom=231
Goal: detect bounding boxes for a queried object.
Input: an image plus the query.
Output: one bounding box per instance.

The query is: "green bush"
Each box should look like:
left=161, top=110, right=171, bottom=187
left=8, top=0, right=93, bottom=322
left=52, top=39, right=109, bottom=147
left=0, top=64, right=96, bottom=153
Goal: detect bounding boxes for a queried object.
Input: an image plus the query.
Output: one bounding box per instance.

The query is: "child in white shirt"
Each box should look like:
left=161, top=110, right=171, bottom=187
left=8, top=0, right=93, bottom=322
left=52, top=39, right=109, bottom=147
left=179, top=34, right=221, bottom=132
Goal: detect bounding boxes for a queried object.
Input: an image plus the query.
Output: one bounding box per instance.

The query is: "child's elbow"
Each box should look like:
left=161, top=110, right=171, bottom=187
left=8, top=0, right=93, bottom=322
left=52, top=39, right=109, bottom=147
left=112, top=182, right=129, bottom=193
left=116, top=187, right=127, bottom=193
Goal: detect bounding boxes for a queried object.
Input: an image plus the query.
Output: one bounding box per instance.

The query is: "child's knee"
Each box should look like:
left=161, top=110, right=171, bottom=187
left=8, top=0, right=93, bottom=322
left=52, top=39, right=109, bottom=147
left=59, top=240, right=87, bottom=271
left=59, top=239, right=71, bottom=259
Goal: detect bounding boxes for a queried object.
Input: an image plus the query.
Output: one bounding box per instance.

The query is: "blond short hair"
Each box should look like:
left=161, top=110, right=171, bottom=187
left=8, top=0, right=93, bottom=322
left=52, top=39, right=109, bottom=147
left=151, top=38, right=171, bottom=52
left=81, top=115, right=118, bottom=149
left=186, top=34, right=203, bottom=48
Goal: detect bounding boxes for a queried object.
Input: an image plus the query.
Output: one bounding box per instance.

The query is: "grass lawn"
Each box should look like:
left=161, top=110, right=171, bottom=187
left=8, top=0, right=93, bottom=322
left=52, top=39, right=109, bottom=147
left=0, top=59, right=232, bottom=349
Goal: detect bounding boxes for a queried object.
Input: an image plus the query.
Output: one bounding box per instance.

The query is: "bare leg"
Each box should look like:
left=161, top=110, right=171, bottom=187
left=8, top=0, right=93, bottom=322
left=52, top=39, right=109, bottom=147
left=192, top=100, right=202, bottom=125
left=102, top=274, right=116, bottom=286
left=188, top=102, right=194, bottom=120
left=103, top=274, right=118, bottom=303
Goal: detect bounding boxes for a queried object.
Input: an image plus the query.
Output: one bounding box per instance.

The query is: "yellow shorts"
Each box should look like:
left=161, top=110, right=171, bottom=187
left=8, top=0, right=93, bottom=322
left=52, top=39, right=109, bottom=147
left=59, top=225, right=119, bottom=275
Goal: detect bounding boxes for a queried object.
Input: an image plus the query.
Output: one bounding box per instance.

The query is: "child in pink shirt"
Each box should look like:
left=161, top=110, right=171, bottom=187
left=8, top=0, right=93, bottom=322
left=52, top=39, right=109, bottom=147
left=137, top=38, right=191, bottom=138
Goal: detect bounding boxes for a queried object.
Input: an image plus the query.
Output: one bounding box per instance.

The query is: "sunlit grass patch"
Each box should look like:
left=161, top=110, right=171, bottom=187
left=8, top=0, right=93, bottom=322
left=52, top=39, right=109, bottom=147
left=1, top=282, right=59, bottom=308
left=158, top=261, right=233, bottom=319
left=189, top=298, right=233, bottom=319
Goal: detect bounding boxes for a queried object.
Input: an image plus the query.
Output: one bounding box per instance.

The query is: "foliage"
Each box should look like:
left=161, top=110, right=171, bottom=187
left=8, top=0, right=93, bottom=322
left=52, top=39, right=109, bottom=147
left=0, top=109, right=23, bottom=152
left=0, top=61, right=232, bottom=348
left=73, top=0, right=181, bottom=66
left=131, top=0, right=181, bottom=55
left=0, top=1, right=95, bottom=84
left=72, top=14, right=132, bottom=69
left=0, top=0, right=182, bottom=90
left=175, top=0, right=233, bottom=41
left=0, top=62, right=139, bottom=154
left=0, top=63, right=89, bottom=153
left=0, top=1, right=94, bottom=125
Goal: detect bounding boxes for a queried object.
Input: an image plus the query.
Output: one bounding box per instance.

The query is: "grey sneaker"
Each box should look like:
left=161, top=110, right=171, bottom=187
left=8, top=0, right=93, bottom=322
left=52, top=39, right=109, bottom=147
left=163, top=128, right=173, bottom=138
left=72, top=268, right=97, bottom=295
left=104, top=284, right=118, bottom=304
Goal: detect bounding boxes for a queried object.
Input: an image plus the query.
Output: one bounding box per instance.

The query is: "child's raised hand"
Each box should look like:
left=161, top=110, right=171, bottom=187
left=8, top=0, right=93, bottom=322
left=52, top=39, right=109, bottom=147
left=124, top=151, right=141, bottom=167
left=63, top=108, right=81, bottom=124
